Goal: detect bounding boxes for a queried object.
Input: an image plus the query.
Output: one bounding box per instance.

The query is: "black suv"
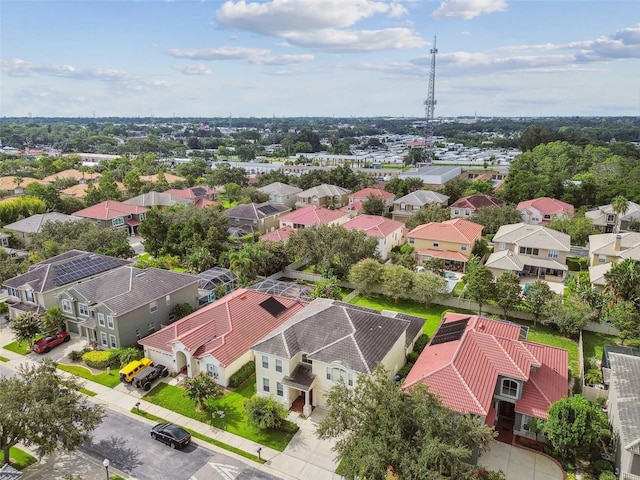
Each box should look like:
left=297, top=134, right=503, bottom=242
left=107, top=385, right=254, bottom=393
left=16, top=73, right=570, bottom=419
left=131, top=363, right=169, bottom=391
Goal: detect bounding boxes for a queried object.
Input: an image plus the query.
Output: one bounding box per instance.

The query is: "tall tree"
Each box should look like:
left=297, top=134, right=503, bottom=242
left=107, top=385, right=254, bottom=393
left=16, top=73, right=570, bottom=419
left=405, top=204, right=451, bottom=231
left=611, top=195, right=629, bottom=233
left=604, top=258, right=640, bottom=302
left=607, top=301, right=640, bottom=345
left=473, top=205, right=522, bottom=236
left=41, top=307, right=65, bottom=334
left=0, top=359, right=104, bottom=464
left=348, top=259, right=384, bottom=297
left=494, top=272, right=522, bottom=319
left=183, top=373, right=223, bottom=411
left=362, top=194, right=386, bottom=216
left=381, top=265, right=414, bottom=303
left=316, top=364, right=496, bottom=480
left=521, top=280, right=553, bottom=326
left=11, top=312, right=42, bottom=349
left=411, top=271, right=449, bottom=307
left=462, top=257, right=496, bottom=315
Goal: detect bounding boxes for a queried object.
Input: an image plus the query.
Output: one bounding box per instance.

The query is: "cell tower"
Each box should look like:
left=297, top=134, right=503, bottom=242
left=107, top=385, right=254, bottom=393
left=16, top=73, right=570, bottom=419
left=423, top=35, right=438, bottom=164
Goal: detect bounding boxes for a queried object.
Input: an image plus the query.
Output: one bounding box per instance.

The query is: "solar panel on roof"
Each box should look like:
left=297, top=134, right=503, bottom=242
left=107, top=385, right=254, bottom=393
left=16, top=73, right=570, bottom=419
left=430, top=318, right=469, bottom=345
left=192, top=187, right=206, bottom=196
left=257, top=204, right=279, bottom=215
left=52, top=255, right=123, bottom=286
left=259, top=296, right=287, bottom=317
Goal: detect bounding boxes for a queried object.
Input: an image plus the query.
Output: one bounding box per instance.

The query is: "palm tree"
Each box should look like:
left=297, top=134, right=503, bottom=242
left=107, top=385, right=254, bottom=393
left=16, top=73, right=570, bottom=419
left=611, top=195, right=629, bottom=233
left=41, top=307, right=65, bottom=334
left=604, top=258, right=640, bottom=302
left=228, top=250, right=253, bottom=285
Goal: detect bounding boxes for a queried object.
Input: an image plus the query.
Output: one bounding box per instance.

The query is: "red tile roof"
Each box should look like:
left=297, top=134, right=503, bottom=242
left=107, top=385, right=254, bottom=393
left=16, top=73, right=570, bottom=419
left=517, top=197, right=575, bottom=216
left=279, top=205, right=347, bottom=227
left=73, top=200, right=148, bottom=220
left=260, top=226, right=296, bottom=242
left=349, top=188, right=395, bottom=201
left=138, top=289, right=307, bottom=367
left=342, top=215, right=404, bottom=238
left=417, top=249, right=469, bottom=262
left=407, top=218, right=483, bottom=244
left=165, top=186, right=217, bottom=199
left=450, top=194, right=504, bottom=210
left=403, top=312, right=568, bottom=419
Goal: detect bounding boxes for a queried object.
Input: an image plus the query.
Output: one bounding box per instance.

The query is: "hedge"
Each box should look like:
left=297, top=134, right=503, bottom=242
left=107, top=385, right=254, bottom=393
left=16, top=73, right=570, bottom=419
left=228, top=361, right=255, bottom=388
left=413, top=334, right=430, bottom=354
left=82, top=350, right=120, bottom=369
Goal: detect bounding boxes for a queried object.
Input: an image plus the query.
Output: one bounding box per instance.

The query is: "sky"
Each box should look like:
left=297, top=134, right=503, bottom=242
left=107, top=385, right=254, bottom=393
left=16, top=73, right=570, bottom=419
left=1, top=0, right=639, bottom=118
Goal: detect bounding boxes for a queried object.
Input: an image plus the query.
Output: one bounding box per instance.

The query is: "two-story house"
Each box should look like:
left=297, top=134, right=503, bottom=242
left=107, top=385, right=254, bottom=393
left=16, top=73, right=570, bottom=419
left=138, top=289, right=307, bottom=385
left=3, top=250, right=131, bottom=320
left=587, top=233, right=640, bottom=289
left=164, top=186, right=218, bottom=207
left=450, top=194, right=504, bottom=219
left=406, top=218, right=484, bottom=272
left=123, top=191, right=192, bottom=208
left=295, top=184, right=350, bottom=208
left=252, top=299, right=424, bottom=415
left=391, top=190, right=449, bottom=223
left=344, top=188, right=395, bottom=214
left=257, top=182, right=303, bottom=209
left=73, top=200, right=148, bottom=236
left=586, top=201, right=640, bottom=233
left=404, top=313, right=568, bottom=443
left=342, top=215, right=405, bottom=260
left=486, top=223, right=570, bottom=282
left=517, top=197, right=574, bottom=225
left=278, top=205, right=351, bottom=229
left=57, top=266, right=199, bottom=348
left=224, top=202, right=291, bottom=235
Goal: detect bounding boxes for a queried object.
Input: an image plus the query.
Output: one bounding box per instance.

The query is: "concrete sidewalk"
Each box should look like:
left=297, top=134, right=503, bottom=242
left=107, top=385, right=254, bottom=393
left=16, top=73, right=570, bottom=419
left=0, top=322, right=340, bottom=480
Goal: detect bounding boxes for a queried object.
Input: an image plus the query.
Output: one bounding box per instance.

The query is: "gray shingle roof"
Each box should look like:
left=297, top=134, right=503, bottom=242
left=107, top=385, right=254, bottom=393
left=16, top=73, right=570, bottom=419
left=0, top=463, right=22, bottom=480
left=609, top=353, right=640, bottom=455
left=258, top=182, right=302, bottom=196
left=123, top=191, right=191, bottom=207
left=225, top=202, right=290, bottom=221
left=253, top=299, right=424, bottom=374
left=3, top=250, right=130, bottom=292
left=67, top=266, right=198, bottom=316
left=3, top=212, right=83, bottom=234
left=394, top=190, right=449, bottom=206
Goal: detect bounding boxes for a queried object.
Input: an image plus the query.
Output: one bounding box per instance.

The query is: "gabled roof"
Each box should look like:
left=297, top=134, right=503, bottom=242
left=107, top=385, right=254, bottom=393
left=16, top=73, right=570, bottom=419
left=66, top=266, right=198, bottom=316
left=257, top=182, right=302, bottom=196
left=225, top=202, right=290, bottom=221
left=3, top=213, right=83, bottom=234
left=404, top=312, right=568, bottom=418
left=493, top=223, right=570, bottom=252
left=343, top=215, right=404, bottom=238
left=586, top=201, right=640, bottom=224
left=0, top=176, right=47, bottom=190
left=407, top=218, right=483, bottom=244
left=42, top=169, right=100, bottom=183
left=3, top=250, right=131, bottom=292
left=253, top=299, right=424, bottom=374
left=588, top=232, right=640, bottom=261
left=139, top=289, right=307, bottom=367
left=124, top=191, right=192, bottom=207
left=608, top=353, right=640, bottom=456
left=349, top=188, right=395, bottom=200
left=297, top=183, right=349, bottom=198
left=279, top=205, right=348, bottom=226
left=73, top=200, right=148, bottom=220
left=450, top=194, right=504, bottom=210
left=164, top=186, right=216, bottom=199
left=517, top=197, right=574, bottom=216
left=394, top=190, right=449, bottom=206
left=139, top=173, right=185, bottom=184
left=260, top=226, right=296, bottom=242
left=588, top=262, right=611, bottom=287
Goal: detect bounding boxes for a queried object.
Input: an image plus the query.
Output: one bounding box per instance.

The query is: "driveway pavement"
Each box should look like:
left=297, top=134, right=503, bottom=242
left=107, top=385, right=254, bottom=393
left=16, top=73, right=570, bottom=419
left=479, top=441, right=564, bottom=480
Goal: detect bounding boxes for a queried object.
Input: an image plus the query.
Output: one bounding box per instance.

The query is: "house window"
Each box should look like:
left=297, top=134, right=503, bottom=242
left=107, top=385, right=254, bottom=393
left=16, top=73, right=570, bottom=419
left=501, top=378, right=519, bottom=398
left=532, top=216, right=540, bottom=223
left=150, top=301, right=158, bottom=313
left=107, top=315, right=114, bottom=329
left=98, top=313, right=105, bottom=327
left=302, top=354, right=312, bottom=365
left=522, top=415, right=532, bottom=431
left=433, top=242, right=439, bottom=248
left=139, top=213, right=145, bottom=221
left=275, top=358, right=283, bottom=373
left=79, top=304, right=89, bottom=317
left=498, top=242, right=506, bottom=251
left=453, top=209, right=460, bottom=216
left=262, top=355, right=269, bottom=369
left=543, top=214, right=551, bottom=220
left=400, top=204, right=406, bottom=211
left=326, top=366, right=354, bottom=386
left=7, top=287, right=19, bottom=299
left=408, top=238, right=415, bottom=245
left=607, top=214, right=615, bottom=223
left=165, top=295, right=170, bottom=306
left=25, top=290, right=35, bottom=303
left=206, top=364, right=219, bottom=379
left=61, top=299, right=73, bottom=314
left=109, top=335, right=117, bottom=348
left=147, top=321, right=155, bottom=332
left=112, top=217, right=124, bottom=227
left=519, top=247, right=539, bottom=256
left=598, top=255, right=607, bottom=264
left=548, top=250, right=559, bottom=259
left=100, top=332, right=108, bottom=347
left=262, top=377, right=270, bottom=393
left=464, top=209, right=471, bottom=217
left=276, top=382, right=283, bottom=397
left=135, top=329, right=140, bottom=340
left=461, top=245, right=468, bottom=251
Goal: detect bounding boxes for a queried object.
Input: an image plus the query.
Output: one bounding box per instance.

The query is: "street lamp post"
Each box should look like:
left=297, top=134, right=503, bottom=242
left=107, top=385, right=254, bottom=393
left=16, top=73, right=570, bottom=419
left=103, top=458, right=110, bottom=480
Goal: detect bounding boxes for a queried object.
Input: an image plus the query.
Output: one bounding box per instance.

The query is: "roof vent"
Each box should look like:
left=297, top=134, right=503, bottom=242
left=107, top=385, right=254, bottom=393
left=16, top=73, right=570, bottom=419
left=136, top=272, right=146, bottom=278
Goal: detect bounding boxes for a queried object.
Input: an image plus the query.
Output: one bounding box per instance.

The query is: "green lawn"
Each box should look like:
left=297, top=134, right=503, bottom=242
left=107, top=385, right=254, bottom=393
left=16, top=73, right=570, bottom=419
left=2, top=341, right=30, bottom=355
left=582, top=331, right=619, bottom=365
left=0, top=447, right=37, bottom=470
left=0, top=355, right=9, bottom=362
left=143, top=378, right=296, bottom=451
left=57, top=363, right=121, bottom=388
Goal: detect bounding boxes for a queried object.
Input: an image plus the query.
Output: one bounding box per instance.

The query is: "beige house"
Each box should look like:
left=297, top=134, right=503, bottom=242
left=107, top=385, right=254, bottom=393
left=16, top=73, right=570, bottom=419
left=391, top=190, right=449, bottom=222
left=406, top=218, right=484, bottom=272
left=295, top=184, right=350, bottom=208
left=252, top=299, right=424, bottom=415
left=257, top=182, right=303, bottom=208
left=587, top=233, right=640, bottom=289
left=586, top=202, right=640, bottom=233
left=342, top=215, right=405, bottom=260
left=486, top=223, right=570, bottom=281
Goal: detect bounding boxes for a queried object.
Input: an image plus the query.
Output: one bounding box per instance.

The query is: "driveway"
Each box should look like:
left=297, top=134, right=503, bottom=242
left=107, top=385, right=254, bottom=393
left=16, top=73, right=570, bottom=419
left=479, top=441, right=564, bottom=480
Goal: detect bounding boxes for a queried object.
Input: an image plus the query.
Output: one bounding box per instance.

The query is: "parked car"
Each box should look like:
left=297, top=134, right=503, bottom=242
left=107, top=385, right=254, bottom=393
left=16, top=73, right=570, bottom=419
left=32, top=331, right=70, bottom=353
left=119, top=357, right=153, bottom=383
left=150, top=423, right=191, bottom=449
left=132, top=363, right=169, bottom=391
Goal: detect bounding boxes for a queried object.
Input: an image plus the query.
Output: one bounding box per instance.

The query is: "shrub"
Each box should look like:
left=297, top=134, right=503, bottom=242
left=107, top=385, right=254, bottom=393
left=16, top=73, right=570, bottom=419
left=245, top=396, right=288, bottom=430
left=406, top=351, right=419, bottom=364
left=396, top=363, right=412, bottom=378
left=413, top=334, right=430, bottom=354
left=592, top=459, right=613, bottom=475
left=114, top=347, right=143, bottom=367
left=68, top=349, right=84, bottom=361
left=82, top=350, right=119, bottom=369
left=598, top=472, right=616, bottom=480
left=228, top=361, right=255, bottom=388
left=0, top=302, right=8, bottom=314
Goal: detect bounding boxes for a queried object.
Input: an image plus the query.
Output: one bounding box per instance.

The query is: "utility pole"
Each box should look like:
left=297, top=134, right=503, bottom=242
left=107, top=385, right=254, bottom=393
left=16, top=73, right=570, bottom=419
left=423, top=35, right=438, bottom=165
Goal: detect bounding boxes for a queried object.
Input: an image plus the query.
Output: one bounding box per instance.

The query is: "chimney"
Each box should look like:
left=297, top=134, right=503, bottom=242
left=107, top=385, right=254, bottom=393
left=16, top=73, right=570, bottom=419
left=614, top=234, right=622, bottom=251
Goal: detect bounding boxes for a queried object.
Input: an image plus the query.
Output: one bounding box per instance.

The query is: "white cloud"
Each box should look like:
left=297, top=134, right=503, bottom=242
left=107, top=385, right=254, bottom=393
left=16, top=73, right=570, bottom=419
left=283, top=28, right=426, bottom=52
left=174, top=63, right=213, bottom=75
left=432, top=0, right=507, bottom=19
left=167, top=46, right=270, bottom=60
left=251, top=54, right=314, bottom=65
